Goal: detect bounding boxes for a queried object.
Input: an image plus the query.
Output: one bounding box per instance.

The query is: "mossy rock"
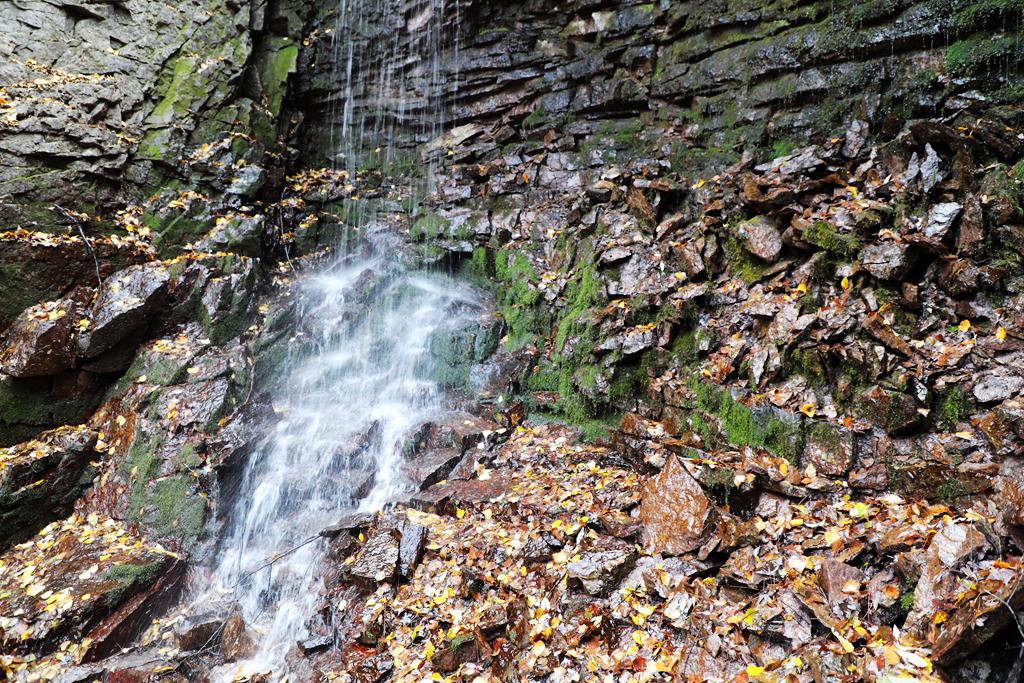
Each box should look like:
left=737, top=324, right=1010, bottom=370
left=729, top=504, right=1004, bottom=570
left=425, top=314, right=504, bottom=391
left=101, top=560, right=166, bottom=606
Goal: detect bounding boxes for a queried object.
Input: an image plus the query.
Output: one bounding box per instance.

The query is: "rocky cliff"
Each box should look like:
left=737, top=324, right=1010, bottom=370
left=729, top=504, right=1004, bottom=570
left=3, top=1, right=1024, bottom=682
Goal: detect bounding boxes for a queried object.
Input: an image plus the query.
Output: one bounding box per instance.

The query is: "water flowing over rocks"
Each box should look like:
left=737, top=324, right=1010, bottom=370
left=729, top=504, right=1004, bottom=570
left=6, top=0, right=1024, bottom=681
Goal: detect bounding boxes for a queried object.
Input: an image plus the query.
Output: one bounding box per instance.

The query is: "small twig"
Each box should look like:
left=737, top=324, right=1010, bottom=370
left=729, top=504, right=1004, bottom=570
left=231, top=533, right=321, bottom=588
left=978, top=584, right=1024, bottom=641
left=54, top=203, right=102, bottom=289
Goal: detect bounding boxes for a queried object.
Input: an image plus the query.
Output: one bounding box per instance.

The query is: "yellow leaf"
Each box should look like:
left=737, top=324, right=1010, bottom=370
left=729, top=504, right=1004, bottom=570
left=958, top=319, right=971, bottom=332
left=997, top=326, right=1007, bottom=340
left=954, top=430, right=973, bottom=440
left=631, top=630, right=645, bottom=646
left=799, top=403, right=816, bottom=417
left=795, top=282, right=808, bottom=294
left=836, top=633, right=855, bottom=653
left=456, top=508, right=466, bottom=519
left=841, top=276, right=850, bottom=290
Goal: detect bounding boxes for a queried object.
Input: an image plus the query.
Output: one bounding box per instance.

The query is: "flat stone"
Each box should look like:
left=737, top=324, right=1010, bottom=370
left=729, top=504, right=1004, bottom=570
left=861, top=241, right=911, bottom=280
left=818, top=558, right=864, bottom=605
left=973, top=372, right=1024, bottom=404
left=566, top=542, right=635, bottom=596
left=349, top=526, right=401, bottom=585
left=639, top=454, right=717, bottom=555
left=401, top=447, right=463, bottom=490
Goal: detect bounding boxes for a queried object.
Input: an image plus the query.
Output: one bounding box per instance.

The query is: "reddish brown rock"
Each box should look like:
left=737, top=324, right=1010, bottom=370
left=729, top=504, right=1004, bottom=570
left=930, top=560, right=1024, bottom=664
left=0, top=512, right=174, bottom=656
left=905, top=522, right=986, bottom=635
left=639, top=454, right=717, bottom=555
left=0, top=299, right=79, bottom=377
left=221, top=612, right=256, bottom=663
left=818, top=558, right=864, bottom=605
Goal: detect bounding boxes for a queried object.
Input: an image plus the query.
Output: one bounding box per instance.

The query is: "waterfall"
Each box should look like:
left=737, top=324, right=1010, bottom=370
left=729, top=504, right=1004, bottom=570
left=187, top=1, right=467, bottom=677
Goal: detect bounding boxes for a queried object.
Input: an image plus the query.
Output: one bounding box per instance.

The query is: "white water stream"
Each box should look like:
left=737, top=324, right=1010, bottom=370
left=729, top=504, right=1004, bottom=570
left=186, top=0, right=466, bottom=677
left=204, top=238, right=483, bottom=677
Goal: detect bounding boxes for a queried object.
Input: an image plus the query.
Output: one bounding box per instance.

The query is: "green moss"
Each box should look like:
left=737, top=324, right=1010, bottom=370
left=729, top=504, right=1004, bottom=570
left=946, top=30, right=1024, bottom=77
left=529, top=410, right=621, bottom=442
left=462, top=246, right=491, bottom=286
left=670, top=325, right=708, bottom=367
left=410, top=213, right=451, bottom=241
left=937, top=386, right=971, bottom=430
left=143, top=209, right=212, bottom=258
left=769, top=139, right=799, bottom=158
left=688, top=375, right=803, bottom=464
left=724, top=235, right=766, bottom=283
left=523, top=102, right=548, bottom=129
left=786, top=348, right=828, bottom=385
left=802, top=221, right=861, bottom=258
left=937, top=478, right=968, bottom=502
left=899, top=589, right=915, bottom=613
left=494, top=250, right=543, bottom=349
left=953, top=0, right=1024, bottom=31
left=101, top=561, right=164, bottom=606
left=262, top=41, right=298, bottom=117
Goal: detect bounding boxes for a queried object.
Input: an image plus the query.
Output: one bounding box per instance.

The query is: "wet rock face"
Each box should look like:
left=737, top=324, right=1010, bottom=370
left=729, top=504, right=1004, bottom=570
left=0, top=512, right=178, bottom=657
left=0, top=299, right=80, bottom=377
left=0, top=0, right=300, bottom=227
left=0, top=425, right=97, bottom=548
left=78, top=263, right=171, bottom=358
left=0, top=234, right=149, bottom=334
left=221, top=612, right=256, bottom=663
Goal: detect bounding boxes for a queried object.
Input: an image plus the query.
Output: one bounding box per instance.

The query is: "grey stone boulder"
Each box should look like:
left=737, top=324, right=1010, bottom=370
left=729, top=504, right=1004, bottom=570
left=736, top=216, right=782, bottom=262
left=78, top=263, right=171, bottom=358
left=861, top=241, right=912, bottom=280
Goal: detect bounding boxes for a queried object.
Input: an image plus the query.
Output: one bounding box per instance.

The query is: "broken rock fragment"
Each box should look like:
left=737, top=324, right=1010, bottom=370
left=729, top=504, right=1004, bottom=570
left=860, top=241, right=911, bottom=280
left=639, top=454, right=717, bottom=555
left=78, top=262, right=171, bottom=358
left=736, top=216, right=782, bottom=262
left=0, top=299, right=79, bottom=377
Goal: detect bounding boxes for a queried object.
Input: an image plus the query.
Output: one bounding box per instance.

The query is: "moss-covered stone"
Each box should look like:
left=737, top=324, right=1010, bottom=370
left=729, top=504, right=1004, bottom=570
left=101, top=560, right=165, bottom=606
left=494, top=249, right=544, bottom=349
left=689, top=375, right=804, bottom=464
left=802, top=221, right=862, bottom=258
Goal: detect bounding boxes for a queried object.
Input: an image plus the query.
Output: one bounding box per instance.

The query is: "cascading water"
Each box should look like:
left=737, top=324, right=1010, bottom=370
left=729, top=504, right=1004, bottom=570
left=201, top=235, right=484, bottom=677
left=184, top=0, right=467, bottom=677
